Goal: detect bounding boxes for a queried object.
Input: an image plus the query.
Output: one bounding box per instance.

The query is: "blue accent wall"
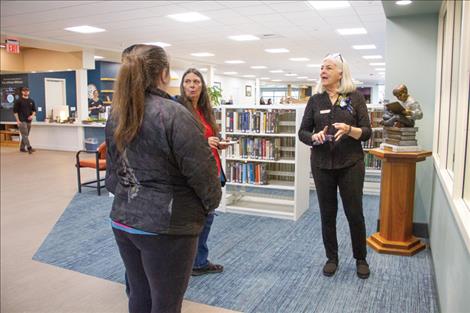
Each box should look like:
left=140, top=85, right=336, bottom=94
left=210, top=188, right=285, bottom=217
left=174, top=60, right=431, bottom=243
left=27, top=71, right=76, bottom=121
left=0, top=74, right=29, bottom=121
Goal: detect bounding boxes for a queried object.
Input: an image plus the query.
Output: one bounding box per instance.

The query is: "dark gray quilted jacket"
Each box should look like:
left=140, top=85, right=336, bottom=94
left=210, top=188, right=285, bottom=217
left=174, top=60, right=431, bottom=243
left=105, top=88, right=221, bottom=235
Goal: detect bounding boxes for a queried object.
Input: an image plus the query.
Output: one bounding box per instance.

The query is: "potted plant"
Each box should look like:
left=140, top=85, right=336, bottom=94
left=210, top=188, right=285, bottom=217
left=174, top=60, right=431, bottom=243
left=207, top=85, right=222, bottom=107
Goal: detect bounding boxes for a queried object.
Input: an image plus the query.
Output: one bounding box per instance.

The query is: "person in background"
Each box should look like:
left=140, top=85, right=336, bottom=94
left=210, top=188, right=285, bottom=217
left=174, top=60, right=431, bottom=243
left=88, top=89, right=104, bottom=118
left=178, top=68, right=229, bottom=276
left=105, top=44, right=221, bottom=313
left=13, top=87, right=36, bottom=154
left=298, top=53, right=372, bottom=279
left=260, top=97, right=266, bottom=105
left=267, top=98, right=273, bottom=105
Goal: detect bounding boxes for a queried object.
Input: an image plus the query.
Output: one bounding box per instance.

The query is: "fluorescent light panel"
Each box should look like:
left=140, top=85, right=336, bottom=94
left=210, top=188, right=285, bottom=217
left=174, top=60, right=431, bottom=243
left=94, top=55, right=104, bottom=59
left=375, top=68, right=386, bottom=71
left=260, top=77, right=270, bottom=80
left=297, top=76, right=309, bottom=79
left=289, top=57, right=310, bottom=62
left=144, top=42, right=171, bottom=47
left=265, top=48, right=289, bottom=53
left=337, top=28, right=367, bottom=35
left=167, top=12, right=210, bottom=23
left=223, top=72, right=237, bottom=75
left=362, top=55, right=382, bottom=59
left=251, top=66, right=267, bottom=69
left=369, top=62, right=386, bottom=66
left=64, top=25, right=105, bottom=33
left=396, top=0, right=412, bottom=6
left=285, top=73, right=297, bottom=77
left=307, top=1, right=350, bottom=10
left=243, top=75, right=256, bottom=78
left=191, top=52, right=214, bottom=57
left=352, top=44, right=376, bottom=50
left=272, top=79, right=282, bottom=82
left=269, top=69, right=284, bottom=73
left=228, top=34, right=259, bottom=41
left=224, top=60, right=245, bottom=64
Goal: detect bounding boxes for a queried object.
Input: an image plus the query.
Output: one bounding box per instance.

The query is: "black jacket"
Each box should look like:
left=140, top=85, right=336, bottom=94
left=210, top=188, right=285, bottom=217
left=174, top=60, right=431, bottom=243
left=105, top=89, right=222, bottom=235
left=298, top=91, right=371, bottom=169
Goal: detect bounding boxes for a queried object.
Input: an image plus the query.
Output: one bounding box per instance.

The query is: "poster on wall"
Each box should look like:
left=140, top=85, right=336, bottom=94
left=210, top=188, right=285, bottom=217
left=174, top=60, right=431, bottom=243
left=1, top=76, right=28, bottom=109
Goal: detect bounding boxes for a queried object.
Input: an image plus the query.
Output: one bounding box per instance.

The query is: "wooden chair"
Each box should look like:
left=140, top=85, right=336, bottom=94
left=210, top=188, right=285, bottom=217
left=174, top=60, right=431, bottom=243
left=76, top=142, right=107, bottom=195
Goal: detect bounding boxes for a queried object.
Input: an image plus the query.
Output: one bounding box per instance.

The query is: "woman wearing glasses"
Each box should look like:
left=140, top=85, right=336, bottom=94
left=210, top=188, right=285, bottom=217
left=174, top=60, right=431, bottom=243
left=298, top=53, right=372, bottom=279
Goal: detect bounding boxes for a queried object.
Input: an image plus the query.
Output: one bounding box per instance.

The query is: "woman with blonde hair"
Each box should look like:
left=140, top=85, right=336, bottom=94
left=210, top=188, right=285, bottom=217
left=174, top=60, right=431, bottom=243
left=106, top=44, right=221, bottom=313
left=298, top=53, right=372, bottom=279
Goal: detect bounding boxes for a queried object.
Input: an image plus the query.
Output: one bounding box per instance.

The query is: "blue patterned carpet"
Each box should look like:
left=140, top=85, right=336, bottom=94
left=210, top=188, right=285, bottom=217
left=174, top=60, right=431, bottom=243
left=33, top=190, right=438, bottom=313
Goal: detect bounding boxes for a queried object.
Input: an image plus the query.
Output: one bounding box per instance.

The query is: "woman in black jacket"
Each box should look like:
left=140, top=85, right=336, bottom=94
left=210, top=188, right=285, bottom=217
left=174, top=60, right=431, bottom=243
left=105, top=44, right=221, bottom=313
left=298, top=53, right=372, bottom=279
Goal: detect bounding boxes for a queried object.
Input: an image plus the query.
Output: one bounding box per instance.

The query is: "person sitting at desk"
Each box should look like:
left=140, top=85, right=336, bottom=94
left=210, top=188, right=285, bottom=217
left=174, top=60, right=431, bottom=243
left=88, top=90, right=104, bottom=118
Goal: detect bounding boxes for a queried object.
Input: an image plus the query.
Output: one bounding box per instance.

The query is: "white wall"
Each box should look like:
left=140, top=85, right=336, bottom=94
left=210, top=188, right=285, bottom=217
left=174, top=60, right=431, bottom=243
left=213, top=74, right=256, bottom=105
left=385, top=14, right=438, bottom=223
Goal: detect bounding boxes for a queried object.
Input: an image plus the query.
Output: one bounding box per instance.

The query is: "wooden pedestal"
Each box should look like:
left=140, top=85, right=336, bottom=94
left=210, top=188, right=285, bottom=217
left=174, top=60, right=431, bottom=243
left=366, top=148, right=432, bottom=256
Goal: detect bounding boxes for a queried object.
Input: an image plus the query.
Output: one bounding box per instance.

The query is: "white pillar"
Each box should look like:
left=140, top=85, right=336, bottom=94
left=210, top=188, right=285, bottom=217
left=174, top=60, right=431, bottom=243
left=75, top=69, right=88, bottom=122
left=208, top=65, right=215, bottom=87
left=255, top=78, right=261, bottom=105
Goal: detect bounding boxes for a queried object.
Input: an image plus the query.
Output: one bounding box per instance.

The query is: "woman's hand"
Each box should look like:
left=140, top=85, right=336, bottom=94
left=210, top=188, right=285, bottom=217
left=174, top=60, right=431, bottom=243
left=332, top=122, right=351, bottom=141
left=217, top=139, right=230, bottom=150
left=311, top=126, right=328, bottom=144
left=208, top=136, right=220, bottom=149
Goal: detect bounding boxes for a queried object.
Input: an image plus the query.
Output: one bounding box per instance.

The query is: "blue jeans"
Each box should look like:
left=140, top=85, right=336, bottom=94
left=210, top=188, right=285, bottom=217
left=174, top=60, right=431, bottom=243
left=193, top=213, right=215, bottom=269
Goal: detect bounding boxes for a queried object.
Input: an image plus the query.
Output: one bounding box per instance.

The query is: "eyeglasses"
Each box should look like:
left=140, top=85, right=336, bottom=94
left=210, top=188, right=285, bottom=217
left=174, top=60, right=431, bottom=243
left=325, top=53, right=343, bottom=63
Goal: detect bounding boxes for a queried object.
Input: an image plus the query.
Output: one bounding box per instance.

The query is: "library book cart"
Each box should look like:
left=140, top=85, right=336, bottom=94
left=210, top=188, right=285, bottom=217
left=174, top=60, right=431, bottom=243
left=215, top=104, right=310, bottom=221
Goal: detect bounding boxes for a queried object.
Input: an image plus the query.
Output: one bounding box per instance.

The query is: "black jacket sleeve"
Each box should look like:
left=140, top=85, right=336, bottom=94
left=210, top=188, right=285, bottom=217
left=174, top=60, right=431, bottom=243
left=169, top=107, right=222, bottom=213
left=31, top=100, right=36, bottom=113
left=298, top=96, right=315, bottom=146
left=351, top=92, right=372, bottom=141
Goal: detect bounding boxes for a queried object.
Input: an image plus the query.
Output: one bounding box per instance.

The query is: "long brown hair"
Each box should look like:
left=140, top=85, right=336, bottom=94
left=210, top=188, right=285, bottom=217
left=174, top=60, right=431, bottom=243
left=179, top=68, right=219, bottom=136
left=112, top=44, right=169, bottom=152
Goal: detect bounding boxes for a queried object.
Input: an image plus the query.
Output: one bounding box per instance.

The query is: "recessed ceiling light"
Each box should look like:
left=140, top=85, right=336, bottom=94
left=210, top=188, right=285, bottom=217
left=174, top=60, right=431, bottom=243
left=336, top=28, right=367, bottom=35
left=375, top=68, right=386, bottom=71
left=285, top=73, right=298, bottom=77
left=369, top=62, right=386, bottom=66
left=251, top=65, right=267, bottom=69
left=269, top=69, right=284, bottom=73
left=223, top=71, right=238, bottom=75
left=94, top=55, right=104, bottom=59
left=352, top=44, right=376, bottom=50
left=228, top=34, right=260, bottom=41
left=272, top=79, right=282, bottom=82
left=191, top=52, right=214, bottom=57
left=362, top=55, right=382, bottom=59
left=64, top=25, right=106, bottom=33
left=265, top=48, right=290, bottom=53
left=31, top=71, right=36, bottom=73
left=289, top=57, right=310, bottom=62
left=167, top=12, right=210, bottom=23
left=199, top=68, right=208, bottom=72
left=306, top=1, right=350, bottom=10
left=260, top=77, right=270, bottom=80
left=144, top=42, right=171, bottom=47
left=297, top=76, right=309, bottom=79
left=307, top=64, right=321, bottom=68
left=48, top=70, right=54, bottom=72
left=396, top=0, right=412, bottom=6
left=224, top=60, right=245, bottom=64
left=67, top=68, right=72, bottom=71
left=243, top=74, right=256, bottom=78
left=307, top=78, right=317, bottom=81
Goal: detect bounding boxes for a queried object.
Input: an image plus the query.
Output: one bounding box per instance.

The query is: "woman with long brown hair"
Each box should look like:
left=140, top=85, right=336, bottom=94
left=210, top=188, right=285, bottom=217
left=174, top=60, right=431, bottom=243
left=178, top=68, right=228, bottom=276
left=105, top=45, right=221, bottom=313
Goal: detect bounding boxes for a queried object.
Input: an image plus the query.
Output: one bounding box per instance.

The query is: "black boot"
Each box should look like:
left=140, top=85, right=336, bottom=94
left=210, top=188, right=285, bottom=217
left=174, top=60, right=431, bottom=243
left=322, top=259, right=338, bottom=277
left=356, top=259, right=370, bottom=279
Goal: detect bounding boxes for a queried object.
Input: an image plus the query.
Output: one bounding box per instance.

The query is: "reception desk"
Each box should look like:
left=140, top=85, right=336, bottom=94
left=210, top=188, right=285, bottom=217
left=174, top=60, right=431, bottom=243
left=0, top=121, right=105, bottom=151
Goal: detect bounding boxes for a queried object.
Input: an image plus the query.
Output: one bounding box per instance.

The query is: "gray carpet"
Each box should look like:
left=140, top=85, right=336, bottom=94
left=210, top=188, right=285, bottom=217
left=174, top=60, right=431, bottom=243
left=33, top=190, right=438, bottom=313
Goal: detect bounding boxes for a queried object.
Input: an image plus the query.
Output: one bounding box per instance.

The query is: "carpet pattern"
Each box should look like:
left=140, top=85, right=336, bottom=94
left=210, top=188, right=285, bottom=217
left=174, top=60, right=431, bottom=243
left=33, top=190, right=438, bottom=313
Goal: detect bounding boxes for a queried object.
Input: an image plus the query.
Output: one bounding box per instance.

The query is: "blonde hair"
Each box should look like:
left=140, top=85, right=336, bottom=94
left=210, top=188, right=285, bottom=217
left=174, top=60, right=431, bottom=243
left=315, top=54, right=356, bottom=95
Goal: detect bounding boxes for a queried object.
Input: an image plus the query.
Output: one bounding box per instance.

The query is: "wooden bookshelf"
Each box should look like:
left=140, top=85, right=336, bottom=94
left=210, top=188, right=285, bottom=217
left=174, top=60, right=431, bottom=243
left=100, top=78, right=116, bottom=81
left=101, top=90, right=114, bottom=93
left=219, top=104, right=310, bottom=221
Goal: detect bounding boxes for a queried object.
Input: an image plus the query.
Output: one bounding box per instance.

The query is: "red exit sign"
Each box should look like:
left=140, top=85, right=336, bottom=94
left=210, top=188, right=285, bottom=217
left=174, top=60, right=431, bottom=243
left=6, top=39, right=20, bottom=54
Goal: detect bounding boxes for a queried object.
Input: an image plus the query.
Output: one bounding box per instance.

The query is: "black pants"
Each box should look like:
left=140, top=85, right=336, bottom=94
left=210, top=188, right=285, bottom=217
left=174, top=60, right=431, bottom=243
left=113, top=228, right=198, bottom=313
left=311, top=160, right=367, bottom=261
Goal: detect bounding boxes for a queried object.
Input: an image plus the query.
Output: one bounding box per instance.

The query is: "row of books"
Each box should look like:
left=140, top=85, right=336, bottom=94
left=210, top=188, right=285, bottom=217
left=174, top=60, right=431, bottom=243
left=225, top=110, right=284, bottom=133
left=364, top=153, right=382, bottom=169
left=369, top=110, right=384, bottom=128
left=226, top=162, right=268, bottom=185
left=362, top=129, right=383, bottom=149
left=226, top=137, right=281, bottom=160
